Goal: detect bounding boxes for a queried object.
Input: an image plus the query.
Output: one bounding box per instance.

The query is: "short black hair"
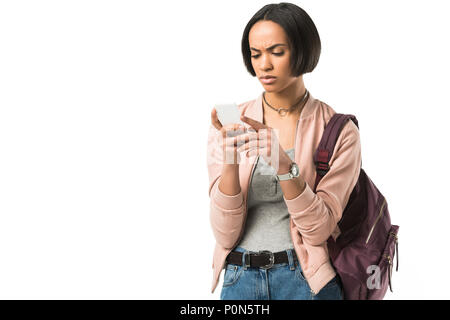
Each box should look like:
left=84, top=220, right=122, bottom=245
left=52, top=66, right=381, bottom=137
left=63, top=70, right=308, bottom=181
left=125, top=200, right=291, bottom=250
left=241, top=3, right=321, bottom=77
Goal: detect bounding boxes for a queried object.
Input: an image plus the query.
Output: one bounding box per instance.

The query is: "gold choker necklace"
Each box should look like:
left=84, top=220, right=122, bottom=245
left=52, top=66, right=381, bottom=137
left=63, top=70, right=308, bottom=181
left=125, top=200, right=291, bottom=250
left=263, top=89, right=309, bottom=117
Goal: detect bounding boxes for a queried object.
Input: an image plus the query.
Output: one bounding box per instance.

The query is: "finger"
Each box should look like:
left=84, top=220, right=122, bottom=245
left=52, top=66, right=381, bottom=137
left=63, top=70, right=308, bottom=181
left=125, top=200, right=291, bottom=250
left=211, top=108, right=223, bottom=130
left=246, top=146, right=267, bottom=158
left=222, top=137, right=237, bottom=154
left=240, top=115, right=266, bottom=131
left=223, top=123, right=244, bottom=130
left=222, top=124, right=246, bottom=138
left=226, top=131, right=258, bottom=149
left=224, top=145, right=239, bottom=154
left=257, top=128, right=271, bottom=140
left=224, top=137, right=242, bottom=148
left=224, top=134, right=255, bottom=149
left=223, top=144, right=240, bottom=164
left=235, top=131, right=258, bottom=144
left=237, top=139, right=261, bottom=153
left=216, top=129, right=240, bottom=148
left=238, top=134, right=271, bottom=150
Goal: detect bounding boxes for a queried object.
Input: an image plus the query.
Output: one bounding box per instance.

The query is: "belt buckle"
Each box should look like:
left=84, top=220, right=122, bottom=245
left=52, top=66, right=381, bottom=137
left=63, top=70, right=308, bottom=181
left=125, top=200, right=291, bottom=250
left=258, top=250, right=274, bottom=269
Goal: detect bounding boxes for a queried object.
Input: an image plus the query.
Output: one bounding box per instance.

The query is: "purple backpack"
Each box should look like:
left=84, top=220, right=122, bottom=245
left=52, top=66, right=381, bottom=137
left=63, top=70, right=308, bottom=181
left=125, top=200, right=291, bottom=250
left=313, top=113, right=399, bottom=300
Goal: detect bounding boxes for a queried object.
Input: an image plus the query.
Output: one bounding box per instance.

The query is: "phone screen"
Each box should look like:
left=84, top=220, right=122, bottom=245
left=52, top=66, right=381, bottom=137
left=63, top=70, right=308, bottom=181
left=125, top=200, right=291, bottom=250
left=214, top=103, right=245, bottom=127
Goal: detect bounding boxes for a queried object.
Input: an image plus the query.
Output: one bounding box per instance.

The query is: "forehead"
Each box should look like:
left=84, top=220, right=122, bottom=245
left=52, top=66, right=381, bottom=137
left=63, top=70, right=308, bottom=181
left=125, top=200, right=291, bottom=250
left=248, top=20, right=288, bottom=49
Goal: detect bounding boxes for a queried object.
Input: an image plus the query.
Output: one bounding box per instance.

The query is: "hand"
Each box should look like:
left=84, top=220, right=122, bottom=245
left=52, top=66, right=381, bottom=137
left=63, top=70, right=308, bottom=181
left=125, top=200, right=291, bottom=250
left=236, top=115, right=292, bottom=173
left=210, top=107, right=247, bottom=165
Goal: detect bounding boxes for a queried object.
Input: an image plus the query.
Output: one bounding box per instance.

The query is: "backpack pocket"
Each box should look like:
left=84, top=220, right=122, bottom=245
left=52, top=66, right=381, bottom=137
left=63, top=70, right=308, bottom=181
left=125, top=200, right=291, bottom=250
left=383, top=225, right=399, bottom=291
left=367, top=224, right=399, bottom=299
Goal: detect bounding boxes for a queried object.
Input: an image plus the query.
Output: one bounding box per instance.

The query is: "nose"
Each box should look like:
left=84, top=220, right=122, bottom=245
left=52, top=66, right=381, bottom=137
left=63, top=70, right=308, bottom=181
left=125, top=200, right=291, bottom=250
left=259, top=53, right=273, bottom=71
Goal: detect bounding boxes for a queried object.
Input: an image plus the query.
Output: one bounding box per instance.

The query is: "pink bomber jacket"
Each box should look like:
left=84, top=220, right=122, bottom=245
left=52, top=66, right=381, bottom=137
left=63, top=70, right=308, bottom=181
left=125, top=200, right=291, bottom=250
left=206, top=91, right=362, bottom=295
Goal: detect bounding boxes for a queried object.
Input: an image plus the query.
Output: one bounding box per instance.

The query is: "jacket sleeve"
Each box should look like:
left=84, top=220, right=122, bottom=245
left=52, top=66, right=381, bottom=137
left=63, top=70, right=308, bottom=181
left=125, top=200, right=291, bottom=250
left=207, top=124, right=246, bottom=249
left=283, top=119, right=362, bottom=246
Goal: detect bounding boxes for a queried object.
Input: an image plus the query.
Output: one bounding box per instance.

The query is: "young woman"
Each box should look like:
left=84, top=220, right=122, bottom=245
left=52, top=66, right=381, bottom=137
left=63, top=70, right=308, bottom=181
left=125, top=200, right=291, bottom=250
left=207, top=3, right=361, bottom=300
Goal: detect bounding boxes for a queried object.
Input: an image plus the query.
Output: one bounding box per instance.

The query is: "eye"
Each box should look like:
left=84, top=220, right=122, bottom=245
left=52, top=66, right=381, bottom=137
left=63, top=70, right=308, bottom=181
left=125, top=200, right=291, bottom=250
left=251, top=52, right=284, bottom=58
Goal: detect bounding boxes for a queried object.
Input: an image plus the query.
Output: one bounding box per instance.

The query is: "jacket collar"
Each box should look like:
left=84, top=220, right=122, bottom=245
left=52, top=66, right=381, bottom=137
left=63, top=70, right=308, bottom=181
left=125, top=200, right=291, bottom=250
left=243, top=90, right=316, bottom=123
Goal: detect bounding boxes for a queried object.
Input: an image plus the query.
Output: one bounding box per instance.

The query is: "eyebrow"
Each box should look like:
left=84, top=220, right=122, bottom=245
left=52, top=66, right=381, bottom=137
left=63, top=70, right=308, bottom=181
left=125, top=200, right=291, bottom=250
left=250, top=44, right=287, bottom=52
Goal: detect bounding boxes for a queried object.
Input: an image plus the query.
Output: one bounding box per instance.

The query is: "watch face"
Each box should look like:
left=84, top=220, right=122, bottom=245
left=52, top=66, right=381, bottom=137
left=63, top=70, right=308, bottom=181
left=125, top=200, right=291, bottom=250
left=291, top=163, right=299, bottom=176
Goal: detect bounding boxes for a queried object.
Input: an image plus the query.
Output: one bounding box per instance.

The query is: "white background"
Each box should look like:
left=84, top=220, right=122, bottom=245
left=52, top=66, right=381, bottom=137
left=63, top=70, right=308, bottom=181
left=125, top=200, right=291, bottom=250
left=0, top=0, right=449, bottom=299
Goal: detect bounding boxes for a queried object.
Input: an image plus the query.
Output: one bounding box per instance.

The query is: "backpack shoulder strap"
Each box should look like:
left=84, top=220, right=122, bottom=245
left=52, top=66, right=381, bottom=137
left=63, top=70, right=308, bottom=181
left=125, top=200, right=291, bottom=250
left=313, top=113, right=359, bottom=192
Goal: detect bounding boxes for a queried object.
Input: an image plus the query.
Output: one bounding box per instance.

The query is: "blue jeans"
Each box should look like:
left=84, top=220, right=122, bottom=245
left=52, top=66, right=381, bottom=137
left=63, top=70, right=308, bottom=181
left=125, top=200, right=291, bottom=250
left=220, top=246, right=343, bottom=300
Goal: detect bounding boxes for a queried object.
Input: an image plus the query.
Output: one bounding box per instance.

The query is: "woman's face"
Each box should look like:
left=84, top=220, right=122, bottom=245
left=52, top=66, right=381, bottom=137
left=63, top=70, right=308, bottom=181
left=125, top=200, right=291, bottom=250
left=249, top=20, right=296, bottom=92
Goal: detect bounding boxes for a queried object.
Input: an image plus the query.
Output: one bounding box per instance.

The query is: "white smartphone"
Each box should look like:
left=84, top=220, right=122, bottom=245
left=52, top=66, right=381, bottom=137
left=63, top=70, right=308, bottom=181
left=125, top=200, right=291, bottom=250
left=214, top=103, right=246, bottom=137
left=214, top=103, right=245, bottom=126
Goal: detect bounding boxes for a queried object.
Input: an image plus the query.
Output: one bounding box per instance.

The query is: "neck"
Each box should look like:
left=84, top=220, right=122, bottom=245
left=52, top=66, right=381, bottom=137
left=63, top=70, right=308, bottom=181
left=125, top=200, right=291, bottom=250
left=263, top=77, right=306, bottom=116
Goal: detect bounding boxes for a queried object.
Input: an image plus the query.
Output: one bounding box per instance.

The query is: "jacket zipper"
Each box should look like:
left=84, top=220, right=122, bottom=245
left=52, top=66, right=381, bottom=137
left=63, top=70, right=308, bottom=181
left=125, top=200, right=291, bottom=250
left=292, top=117, right=324, bottom=297
left=291, top=119, right=308, bottom=288
left=365, top=198, right=387, bottom=244
left=222, top=153, right=259, bottom=268
left=230, top=118, right=299, bottom=252
left=220, top=119, right=300, bottom=283
left=216, top=135, right=260, bottom=292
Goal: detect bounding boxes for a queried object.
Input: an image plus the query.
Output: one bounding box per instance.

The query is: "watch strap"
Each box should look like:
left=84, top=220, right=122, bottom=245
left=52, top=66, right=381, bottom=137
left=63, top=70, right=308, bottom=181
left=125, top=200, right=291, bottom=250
left=276, top=162, right=298, bottom=181
left=276, top=172, right=293, bottom=181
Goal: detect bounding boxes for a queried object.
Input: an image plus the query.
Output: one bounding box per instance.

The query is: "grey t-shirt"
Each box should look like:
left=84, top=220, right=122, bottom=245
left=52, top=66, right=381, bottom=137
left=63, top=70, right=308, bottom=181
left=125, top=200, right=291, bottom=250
left=237, top=147, right=296, bottom=252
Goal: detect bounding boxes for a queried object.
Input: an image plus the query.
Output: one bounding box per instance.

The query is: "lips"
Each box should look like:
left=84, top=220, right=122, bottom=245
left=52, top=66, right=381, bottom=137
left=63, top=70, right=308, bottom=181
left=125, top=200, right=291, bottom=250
left=260, top=77, right=277, bottom=84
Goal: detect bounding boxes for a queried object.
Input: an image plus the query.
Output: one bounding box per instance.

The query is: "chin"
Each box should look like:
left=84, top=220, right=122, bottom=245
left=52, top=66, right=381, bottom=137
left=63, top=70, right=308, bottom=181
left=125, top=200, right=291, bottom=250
left=261, top=84, right=277, bottom=91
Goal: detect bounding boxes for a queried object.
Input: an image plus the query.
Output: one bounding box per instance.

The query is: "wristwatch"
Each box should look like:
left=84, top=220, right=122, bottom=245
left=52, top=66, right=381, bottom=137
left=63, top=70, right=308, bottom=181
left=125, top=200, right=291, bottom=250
left=275, top=162, right=300, bottom=181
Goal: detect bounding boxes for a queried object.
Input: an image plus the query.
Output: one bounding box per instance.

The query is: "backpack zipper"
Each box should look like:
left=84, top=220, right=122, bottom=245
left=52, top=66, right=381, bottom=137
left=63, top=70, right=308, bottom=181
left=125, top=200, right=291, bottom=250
left=384, top=254, right=393, bottom=292
left=365, top=198, right=387, bottom=244
left=390, top=231, right=399, bottom=272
